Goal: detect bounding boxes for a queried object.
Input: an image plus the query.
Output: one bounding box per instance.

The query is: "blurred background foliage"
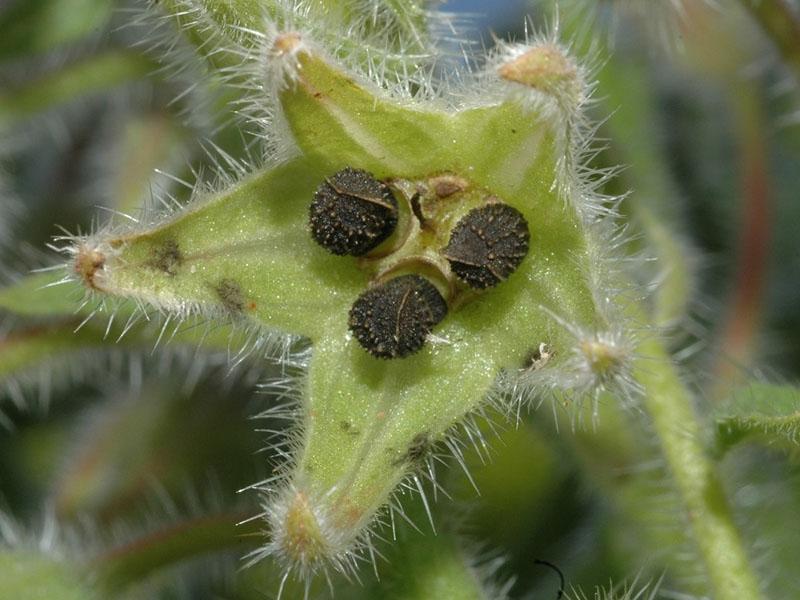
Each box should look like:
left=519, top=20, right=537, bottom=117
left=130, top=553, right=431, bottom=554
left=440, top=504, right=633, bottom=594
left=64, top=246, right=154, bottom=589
left=0, top=0, right=799, bottom=598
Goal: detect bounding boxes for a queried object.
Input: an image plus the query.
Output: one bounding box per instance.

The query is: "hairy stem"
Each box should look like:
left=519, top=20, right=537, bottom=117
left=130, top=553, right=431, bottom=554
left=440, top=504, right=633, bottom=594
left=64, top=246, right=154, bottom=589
left=636, top=337, right=762, bottom=599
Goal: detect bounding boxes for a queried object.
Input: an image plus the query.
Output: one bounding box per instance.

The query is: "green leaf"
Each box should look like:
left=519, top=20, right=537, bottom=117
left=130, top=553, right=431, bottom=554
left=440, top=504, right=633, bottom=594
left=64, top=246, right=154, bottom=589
left=111, top=112, right=188, bottom=215
left=716, top=383, right=800, bottom=452
left=722, top=445, right=800, bottom=598
left=0, top=319, right=106, bottom=384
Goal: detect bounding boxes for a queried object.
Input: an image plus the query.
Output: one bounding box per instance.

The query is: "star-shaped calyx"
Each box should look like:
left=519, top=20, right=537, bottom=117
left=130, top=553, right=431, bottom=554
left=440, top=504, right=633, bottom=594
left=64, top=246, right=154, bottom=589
left=63, top=28, right=627, bottom=581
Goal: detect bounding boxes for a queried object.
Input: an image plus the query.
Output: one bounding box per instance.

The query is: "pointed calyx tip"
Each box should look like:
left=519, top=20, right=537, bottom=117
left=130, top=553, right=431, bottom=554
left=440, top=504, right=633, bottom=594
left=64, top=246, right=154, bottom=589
left=73, top=243, right=107, bottom=290
left=498, top=44, right=581, bottom=101
left=271, top=32, right=303, bottom=57
left=280, top=490, right=329, bottom=566
left=580, top=339, right=624, bottom=376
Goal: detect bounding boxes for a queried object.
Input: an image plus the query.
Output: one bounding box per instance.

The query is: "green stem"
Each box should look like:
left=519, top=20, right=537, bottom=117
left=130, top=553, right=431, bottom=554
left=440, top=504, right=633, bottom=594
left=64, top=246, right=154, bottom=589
left=598, top=58, right=693, bottom=328
left=636, top=337, right=762, bottom=599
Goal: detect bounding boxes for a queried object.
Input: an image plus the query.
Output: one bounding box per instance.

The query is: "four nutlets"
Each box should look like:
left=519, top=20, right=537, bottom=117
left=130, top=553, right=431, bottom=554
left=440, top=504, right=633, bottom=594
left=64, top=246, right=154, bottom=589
left=309, top=168, right=531, bottom=358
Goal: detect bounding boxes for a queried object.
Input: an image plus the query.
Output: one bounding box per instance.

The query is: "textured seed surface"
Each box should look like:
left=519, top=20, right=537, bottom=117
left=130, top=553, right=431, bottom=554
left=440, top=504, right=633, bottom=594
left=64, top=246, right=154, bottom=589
left=349, top=274, right=447, bottom=359
left=309, top=167, right=398, bottom=256
left=443, top=203, right=530, bottom=289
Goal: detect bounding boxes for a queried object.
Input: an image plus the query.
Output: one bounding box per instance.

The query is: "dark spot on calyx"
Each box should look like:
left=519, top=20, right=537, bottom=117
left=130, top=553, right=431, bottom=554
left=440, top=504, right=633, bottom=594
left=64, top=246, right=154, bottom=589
left=309, top=167, right=398, bottom=256
left=392, top=432, right=432, bottom=466
left=340, top=421, right=360, bottom=436
left=349, top=274, right=447, bottom=359
left=148, top=239, right=183, bottom=275
left=215, top=278, right=245, bottom=312
left=443, top=202, right=530, bottom=289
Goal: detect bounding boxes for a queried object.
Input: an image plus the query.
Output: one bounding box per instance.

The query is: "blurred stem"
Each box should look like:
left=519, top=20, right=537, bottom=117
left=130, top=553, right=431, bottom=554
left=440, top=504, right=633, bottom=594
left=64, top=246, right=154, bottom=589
left=713, top=88, right=771, bottom=398
left=680, top=1, right=773, bottom=398
left=742, top=0, right=800, bottom=80
left=598, top=58, right=693, bottom=329
left=636, top=337, right=762, bottom=600
left=557, top=1, right=694, bottom=330
left=0, top=50, right=155, bottom=128
left=92, top=510, right=257, bottom=590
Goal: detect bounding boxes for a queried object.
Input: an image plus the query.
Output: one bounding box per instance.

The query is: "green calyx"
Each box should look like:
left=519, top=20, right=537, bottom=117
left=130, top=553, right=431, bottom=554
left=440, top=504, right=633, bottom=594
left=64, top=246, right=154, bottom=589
left=60, top=28, right=607, bottom=577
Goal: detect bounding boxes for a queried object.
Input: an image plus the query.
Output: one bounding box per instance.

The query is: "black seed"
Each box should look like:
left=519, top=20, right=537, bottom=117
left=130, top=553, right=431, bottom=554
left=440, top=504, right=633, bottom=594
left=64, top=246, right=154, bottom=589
left=309, top=167, right=398, bottom=256
left=349, top=274, right=447, bottom=359
left=443, top=202, right=530, bottom=289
